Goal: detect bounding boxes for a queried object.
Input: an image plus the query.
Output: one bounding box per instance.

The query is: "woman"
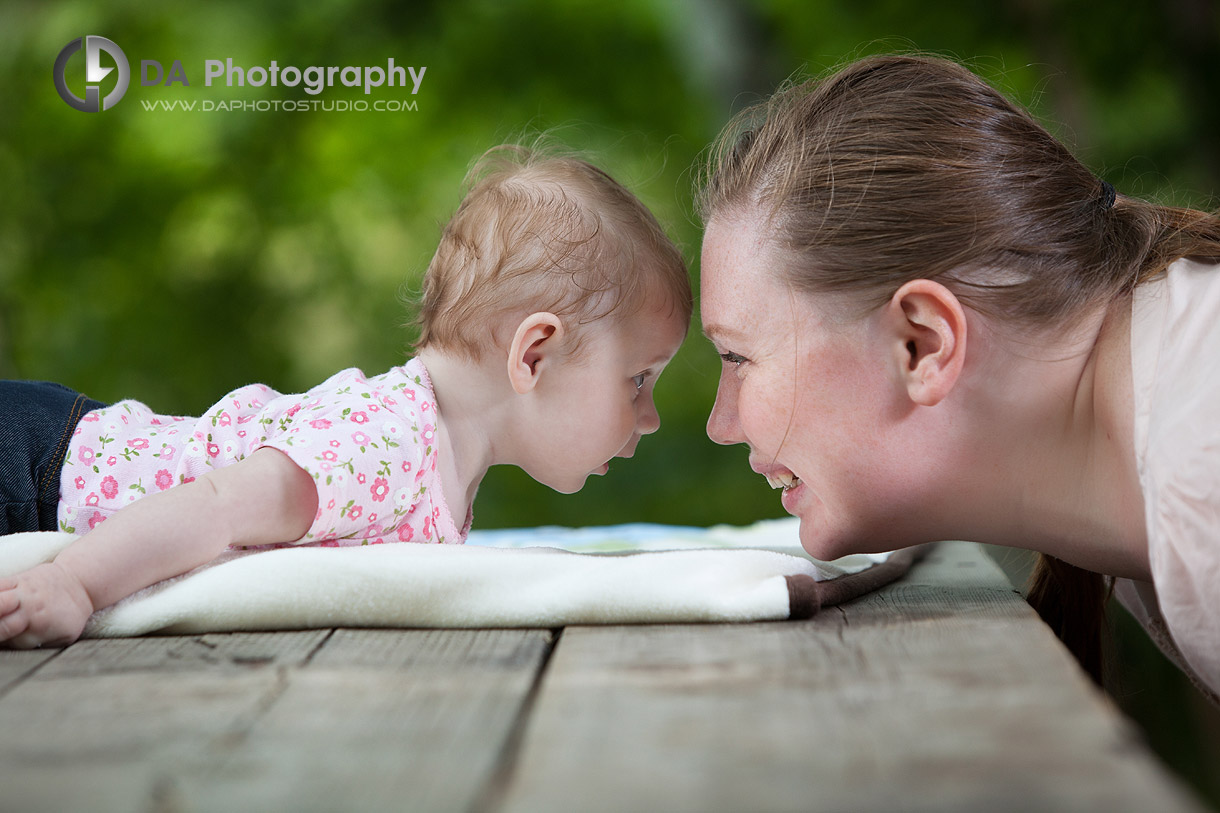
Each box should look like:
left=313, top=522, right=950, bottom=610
left=697, top=54, right=1219, bottom=698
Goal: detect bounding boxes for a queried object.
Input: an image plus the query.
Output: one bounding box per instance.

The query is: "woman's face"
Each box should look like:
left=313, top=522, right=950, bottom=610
left=700, top=212, right=917, bottom=560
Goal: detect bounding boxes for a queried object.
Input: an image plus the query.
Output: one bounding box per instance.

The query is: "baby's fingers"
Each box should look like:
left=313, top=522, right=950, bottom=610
left=0, top=606, right=31, bottom=646
left=7, top=630, right=53, bottom=649
left=0, top=588, right=19, bottom=617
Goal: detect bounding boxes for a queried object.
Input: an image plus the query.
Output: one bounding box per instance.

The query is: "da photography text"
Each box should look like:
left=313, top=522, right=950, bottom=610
left=54, top=35, right=427, bottom=113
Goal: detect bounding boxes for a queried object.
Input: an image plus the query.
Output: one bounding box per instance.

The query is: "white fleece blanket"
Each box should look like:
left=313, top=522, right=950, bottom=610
left=0, top=518, right=917, bottom=637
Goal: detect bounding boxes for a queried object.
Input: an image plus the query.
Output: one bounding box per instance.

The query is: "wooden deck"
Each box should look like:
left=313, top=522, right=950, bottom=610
left=0, top=541, right=1206, bottom=812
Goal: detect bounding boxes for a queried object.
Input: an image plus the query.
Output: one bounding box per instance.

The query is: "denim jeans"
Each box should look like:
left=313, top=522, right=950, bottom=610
left=0, top=381, right=107, bottom=534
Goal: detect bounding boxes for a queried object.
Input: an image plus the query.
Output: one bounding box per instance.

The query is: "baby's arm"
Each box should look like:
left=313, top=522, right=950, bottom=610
left=0, top=447, right=317, bottom=648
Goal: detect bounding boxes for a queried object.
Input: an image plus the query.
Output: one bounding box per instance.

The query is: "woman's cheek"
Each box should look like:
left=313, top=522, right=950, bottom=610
left=707, top=368, right=741, bottom=445
left=740, top=376, right=786, bottom=451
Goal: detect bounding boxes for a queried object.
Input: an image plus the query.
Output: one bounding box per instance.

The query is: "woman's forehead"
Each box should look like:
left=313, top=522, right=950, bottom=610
left=701, top=217, right=862, bottom=341
left=702, top=211, right=775, bottom=262
left=701, top=216, right=789, bottom=315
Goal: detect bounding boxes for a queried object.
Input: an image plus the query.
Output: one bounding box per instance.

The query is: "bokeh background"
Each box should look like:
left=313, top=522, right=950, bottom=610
left=2, top=0, right=1217, bottom=805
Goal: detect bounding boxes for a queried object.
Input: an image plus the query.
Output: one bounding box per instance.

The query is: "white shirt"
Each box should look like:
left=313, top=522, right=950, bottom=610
left=1117, top=258, right=1220, bottom=699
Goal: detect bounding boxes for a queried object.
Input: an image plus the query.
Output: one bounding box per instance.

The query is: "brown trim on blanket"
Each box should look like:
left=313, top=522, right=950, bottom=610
left=788, top=544, right=933, bottom=618
left=785, top=574, right=822, bottom=619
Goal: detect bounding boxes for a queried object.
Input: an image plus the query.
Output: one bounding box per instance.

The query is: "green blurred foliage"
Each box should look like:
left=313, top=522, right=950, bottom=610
left=2, top=1, right=1219, bottom=805
left=3, top=0, right=1219, bottom=533
left=1, top=0, right=780, bottom=530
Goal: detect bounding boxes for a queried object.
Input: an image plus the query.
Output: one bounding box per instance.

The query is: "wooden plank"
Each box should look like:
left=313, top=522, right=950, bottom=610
left=309, top=626, right=550, bottom=670
left=0, top=648, right=59, bottom=695
left=490, top=542, right=1206, bottom=813
left=166, top=628, right=555, bottom=813
left=39, top=629, right=331, bottom=677
left=37, top=625, right=331, bottom=678
left=0, top=632, right=328, bottom=812
left=0, top=656, right=286, bottom=811
left=0, top=629, right=552, bottom=813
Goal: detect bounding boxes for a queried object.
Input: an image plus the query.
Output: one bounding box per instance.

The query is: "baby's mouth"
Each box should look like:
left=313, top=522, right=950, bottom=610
left=765, top=472, right=801, bottom=491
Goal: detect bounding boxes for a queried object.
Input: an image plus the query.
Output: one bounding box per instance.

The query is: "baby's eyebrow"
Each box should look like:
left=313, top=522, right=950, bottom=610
left=646, top=341, right=688, bottom=366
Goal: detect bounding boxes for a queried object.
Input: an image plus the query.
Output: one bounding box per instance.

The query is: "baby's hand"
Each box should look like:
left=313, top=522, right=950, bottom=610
left=0, top=562, right=95, bottom=649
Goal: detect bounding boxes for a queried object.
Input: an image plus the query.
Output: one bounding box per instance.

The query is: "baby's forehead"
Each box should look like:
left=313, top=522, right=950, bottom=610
left=619, top=296, right=689, bottom=347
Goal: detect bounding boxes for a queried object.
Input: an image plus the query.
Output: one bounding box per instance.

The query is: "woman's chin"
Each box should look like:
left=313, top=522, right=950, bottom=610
left=789, top=491, right=854, bottom=561
left=798, top=528, right=852, bottom=562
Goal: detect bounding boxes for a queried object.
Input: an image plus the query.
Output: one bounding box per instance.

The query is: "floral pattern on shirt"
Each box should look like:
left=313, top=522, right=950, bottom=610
left=57, top=359, right=468, bottom=548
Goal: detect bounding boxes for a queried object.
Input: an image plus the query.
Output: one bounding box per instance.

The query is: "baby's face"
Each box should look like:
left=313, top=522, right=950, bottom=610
left=522, top=299, right=688, bottom=493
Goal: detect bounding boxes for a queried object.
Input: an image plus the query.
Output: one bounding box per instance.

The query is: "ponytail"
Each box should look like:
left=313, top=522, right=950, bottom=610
left=1124, top=201, right=1220, bottom=285
left=1027, top=554, right=1111, bottom=685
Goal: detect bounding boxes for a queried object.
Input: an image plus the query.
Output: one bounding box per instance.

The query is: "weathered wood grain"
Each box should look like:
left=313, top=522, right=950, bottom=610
left=1, top=544, right=1203, bottom=813
left=165, top=628, right=555, bottom=813
left=39, top=629, right=331, bottom=677
left=0, top=648, right=58, bottom=696
left=0, top=629, right=552, bottom=813
left=0, top=634, right=298, bottom=812
left=490, top=542, right=1206, bottom=813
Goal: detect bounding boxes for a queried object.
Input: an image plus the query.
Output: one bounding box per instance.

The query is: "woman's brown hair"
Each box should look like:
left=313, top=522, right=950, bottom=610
left=698, top=54, right=1220, bottom=680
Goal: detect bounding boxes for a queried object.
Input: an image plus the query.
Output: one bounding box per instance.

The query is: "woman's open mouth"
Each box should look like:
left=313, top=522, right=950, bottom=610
left=765, top=472, right=802, bottom=491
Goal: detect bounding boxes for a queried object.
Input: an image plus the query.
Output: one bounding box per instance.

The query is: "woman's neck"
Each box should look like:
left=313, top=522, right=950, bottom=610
left=940, top=299, right=1150, bottom=579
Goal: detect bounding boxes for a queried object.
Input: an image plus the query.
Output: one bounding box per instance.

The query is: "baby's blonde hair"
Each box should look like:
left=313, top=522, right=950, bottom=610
left=415, top=144, right=691, bottom=358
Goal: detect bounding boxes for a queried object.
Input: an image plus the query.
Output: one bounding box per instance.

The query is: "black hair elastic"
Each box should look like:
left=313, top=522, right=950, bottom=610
left=1099, top=180, right=1117, bottom=211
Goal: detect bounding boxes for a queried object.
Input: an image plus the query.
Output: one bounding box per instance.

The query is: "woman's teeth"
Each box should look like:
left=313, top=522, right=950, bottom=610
left=765, top=472, right=800, bottom=491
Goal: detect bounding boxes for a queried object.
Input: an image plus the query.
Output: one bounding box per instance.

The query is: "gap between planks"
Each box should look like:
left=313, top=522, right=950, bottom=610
left=469, top=627, right=564, bottom=813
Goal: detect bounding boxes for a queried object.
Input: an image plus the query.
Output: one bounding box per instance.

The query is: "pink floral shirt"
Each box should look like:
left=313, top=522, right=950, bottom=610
left=57, top=359, right=470, bottom=548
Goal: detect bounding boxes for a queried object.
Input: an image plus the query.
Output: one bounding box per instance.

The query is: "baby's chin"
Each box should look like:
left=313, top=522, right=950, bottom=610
left=550, top=460, right=615, bottom=494
left=544, top=473, right=591, bottom=495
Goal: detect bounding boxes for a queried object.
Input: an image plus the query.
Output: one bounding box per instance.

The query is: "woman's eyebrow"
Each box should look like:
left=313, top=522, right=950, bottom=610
left=701, top=323, right=745, bottom=342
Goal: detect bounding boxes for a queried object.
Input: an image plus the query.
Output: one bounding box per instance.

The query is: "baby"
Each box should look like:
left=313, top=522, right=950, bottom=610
left=0, top=144, right=692, bottom=648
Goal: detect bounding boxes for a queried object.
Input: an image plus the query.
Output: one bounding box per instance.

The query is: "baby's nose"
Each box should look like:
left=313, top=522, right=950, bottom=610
left=637, top=399, right=660, bottom=435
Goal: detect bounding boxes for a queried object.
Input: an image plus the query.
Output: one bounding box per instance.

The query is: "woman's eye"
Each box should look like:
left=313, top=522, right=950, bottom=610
left=719, top=351, right=747, bottom=366
left=632, top=373, right=646, bottom=390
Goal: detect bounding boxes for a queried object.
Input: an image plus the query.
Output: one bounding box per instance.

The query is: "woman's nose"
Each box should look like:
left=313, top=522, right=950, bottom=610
left=706, top=373, right=743, bottom=445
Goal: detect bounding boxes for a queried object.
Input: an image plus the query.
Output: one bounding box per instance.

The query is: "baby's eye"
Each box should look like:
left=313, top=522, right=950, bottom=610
left=719, top=351, right=747, bottom=366
left=632, top=373, right=646, bottom=391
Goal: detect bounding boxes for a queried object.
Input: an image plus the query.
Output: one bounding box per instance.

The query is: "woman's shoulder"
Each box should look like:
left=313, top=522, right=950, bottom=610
left=1135, top=257, right=1220, bottom=317
left=1129, top=258, right=1220, bottom=695
left=1132, top=258, right=1220, bottom=529
left=1130, top=258, right=1220, bottom=444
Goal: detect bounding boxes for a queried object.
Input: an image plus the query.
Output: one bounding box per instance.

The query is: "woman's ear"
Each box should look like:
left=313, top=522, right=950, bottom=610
left=507, top=312, right=564, bottom=395
left=883, top=280, right=967, bottom=407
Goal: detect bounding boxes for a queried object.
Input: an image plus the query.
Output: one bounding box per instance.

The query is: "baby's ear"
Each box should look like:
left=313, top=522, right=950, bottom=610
left=883, top=279, right=967, bottom=407
left=506, top=312, right=564, bottom=394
